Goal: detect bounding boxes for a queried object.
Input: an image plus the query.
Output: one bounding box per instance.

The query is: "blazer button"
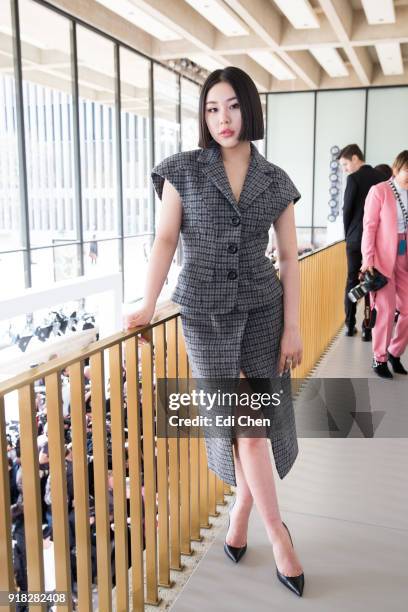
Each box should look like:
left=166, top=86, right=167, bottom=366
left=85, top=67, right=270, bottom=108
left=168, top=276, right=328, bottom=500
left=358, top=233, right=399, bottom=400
left=227, top=270, right=238, bottom=280
left=231, top=216, right=241, bottom=226
left=227, top=243, right=238, bottom=254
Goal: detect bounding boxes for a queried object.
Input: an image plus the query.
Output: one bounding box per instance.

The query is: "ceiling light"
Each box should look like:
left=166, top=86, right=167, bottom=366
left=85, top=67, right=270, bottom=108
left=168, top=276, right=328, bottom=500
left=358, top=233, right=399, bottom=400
left=361, top=0, right=395, bottom=25
left=248, top=51, right=296, bottom=80
left=376, top=42, right=403, bottom=75
left=185, top=0, right=249, bottom=36
left=95, top=0, right=181, bottom=41
left=272, top=0, right=319, bottom=29
left=309, top=47, right=348, bottom=77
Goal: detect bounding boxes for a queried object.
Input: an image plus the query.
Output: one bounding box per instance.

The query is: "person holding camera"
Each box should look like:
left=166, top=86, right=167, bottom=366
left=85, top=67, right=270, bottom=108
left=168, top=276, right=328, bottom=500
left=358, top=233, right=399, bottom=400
left=337, top=144, right=384, bottom=340
left=361, top=150, right=408, bottom=378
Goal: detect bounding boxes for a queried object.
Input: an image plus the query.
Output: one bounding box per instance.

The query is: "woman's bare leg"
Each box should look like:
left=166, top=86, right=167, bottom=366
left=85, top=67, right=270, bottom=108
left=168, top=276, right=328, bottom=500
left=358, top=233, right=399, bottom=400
left=228, top=370, right=303, bottom=577
left=225, top=369, right=254, bottom=548
left=225, top=440, right=254, bottom=547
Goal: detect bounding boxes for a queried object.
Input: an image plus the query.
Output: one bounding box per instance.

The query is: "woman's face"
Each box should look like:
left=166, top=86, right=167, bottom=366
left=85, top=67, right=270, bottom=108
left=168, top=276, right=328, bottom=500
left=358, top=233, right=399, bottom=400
left=205, top=81, right=242, bottom=148
left=394, top=164, right=408, bottom=189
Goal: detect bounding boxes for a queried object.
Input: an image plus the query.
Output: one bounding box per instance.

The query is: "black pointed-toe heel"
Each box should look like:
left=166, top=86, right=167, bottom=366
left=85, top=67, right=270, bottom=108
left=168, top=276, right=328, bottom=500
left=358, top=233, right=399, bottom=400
left=224, top=499, right=247, bottom=563
left=275, top=522, right=304, bottom=597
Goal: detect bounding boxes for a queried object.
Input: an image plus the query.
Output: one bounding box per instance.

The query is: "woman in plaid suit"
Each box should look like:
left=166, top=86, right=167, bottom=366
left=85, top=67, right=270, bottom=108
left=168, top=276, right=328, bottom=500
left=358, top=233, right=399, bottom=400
left=124, top=67, right=305, bottom=597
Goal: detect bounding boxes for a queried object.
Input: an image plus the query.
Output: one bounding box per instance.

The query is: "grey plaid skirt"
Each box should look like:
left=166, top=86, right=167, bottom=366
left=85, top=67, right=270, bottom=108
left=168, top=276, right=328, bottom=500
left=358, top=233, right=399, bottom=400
left=179, top=298, right=298, bottom=486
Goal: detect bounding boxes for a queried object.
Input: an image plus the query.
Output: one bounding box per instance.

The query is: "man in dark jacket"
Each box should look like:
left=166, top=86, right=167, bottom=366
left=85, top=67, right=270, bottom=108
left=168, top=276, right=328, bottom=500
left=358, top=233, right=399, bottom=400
left=338, top=144, right=384, bottom=339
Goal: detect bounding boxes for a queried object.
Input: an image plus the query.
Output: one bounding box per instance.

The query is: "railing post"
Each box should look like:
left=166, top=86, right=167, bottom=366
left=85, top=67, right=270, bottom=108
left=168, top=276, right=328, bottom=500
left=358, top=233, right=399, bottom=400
left=208, top=470, right=219, bottom=517
left=18, top=384, right=45, bottom=611
left=45, top=372, right=72, bottom=611
left=154, top=324, right=173, bottom=588
left=89, top=351, right=112, bottom=612
left=166, top=319, right=183, bottom=571
left=177, top=319, right=192, bottom=555
left=69, top=361, right=93, bottom=612
left=199, top=438, right=211, bottom=529
left=124, top=336, right=145, bottom=611
left=109, top=343, right=129, bottom=610
left=141, top=329, right=161, bottom=604
left=188, top=381, right=202, bottom=543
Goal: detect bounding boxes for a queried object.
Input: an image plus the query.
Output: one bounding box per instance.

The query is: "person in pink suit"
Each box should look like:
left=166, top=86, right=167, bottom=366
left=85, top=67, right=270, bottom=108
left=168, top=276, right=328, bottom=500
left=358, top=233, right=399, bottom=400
left=361, top=150, right=408, bottom=378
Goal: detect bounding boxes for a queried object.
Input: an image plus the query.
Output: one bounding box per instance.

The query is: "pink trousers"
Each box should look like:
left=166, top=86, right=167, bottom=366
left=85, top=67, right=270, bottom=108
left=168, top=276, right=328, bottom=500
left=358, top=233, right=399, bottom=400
left=370, top=233, right=408, bottom=362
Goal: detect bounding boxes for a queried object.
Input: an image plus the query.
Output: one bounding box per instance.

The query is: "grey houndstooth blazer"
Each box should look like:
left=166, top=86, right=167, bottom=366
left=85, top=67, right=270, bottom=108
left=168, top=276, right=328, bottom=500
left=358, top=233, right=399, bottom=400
left=151, top=140, right=301, bottom=313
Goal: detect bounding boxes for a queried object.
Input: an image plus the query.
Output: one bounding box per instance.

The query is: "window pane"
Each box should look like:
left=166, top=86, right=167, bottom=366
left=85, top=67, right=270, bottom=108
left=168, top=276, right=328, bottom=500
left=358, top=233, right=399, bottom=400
left=31, top=244, right=80, bottom=288
left=124, top=236, right=151, bottom=302
left=83, top=238, right=120, bottom=277
left=0, top=2, right=21, bottom=252
left=311, top=227, right=327, bottom=249
left=153, top=64, right=180, bottom=163
left=77, top=27, right=119, bottom=242
left=0, top=251, right=25, bottom=294
left=181, top=78, right=199, bottom=152
left=120, top=48, right=151, bottom=237
left=366, top=87, right=408, bottom=168
left=124, top=235, right=175, bottom=303
left=20, top=0, right=76, bottom=248
left=152, top=65, right=180, bottom=273
left=296, top=228, right=313, bottom=251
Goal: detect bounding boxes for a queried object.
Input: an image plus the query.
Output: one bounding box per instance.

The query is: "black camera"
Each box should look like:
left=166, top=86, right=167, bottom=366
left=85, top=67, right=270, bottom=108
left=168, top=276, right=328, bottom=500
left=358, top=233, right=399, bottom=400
left=348, top=268, right=388, bottom=303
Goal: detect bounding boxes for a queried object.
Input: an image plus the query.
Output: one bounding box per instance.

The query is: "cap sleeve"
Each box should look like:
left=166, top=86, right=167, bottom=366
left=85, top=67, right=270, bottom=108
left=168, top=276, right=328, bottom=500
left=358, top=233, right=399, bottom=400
left=151, top=154, right=185, bottom=201
left=274, top=168, right=301, bottom=218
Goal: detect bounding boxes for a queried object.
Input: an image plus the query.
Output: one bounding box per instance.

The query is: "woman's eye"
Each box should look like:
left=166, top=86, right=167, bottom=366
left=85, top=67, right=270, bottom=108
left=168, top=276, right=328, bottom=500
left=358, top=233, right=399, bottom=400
left=207, top=107, right=217, bottom=113
left=231, top=103, right=240, bottom=109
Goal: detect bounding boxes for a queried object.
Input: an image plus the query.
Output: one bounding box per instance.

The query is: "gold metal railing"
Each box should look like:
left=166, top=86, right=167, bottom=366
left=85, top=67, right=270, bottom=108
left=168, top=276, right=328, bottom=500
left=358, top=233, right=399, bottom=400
left=0, top=240, right=346, bottom=611
left=294, top=240, right=347, bottom=378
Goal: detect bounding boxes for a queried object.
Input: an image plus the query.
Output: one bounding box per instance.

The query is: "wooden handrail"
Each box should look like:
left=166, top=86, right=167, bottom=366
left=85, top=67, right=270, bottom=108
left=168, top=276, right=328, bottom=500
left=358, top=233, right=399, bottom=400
left=0, top=303, right=180, bottom=396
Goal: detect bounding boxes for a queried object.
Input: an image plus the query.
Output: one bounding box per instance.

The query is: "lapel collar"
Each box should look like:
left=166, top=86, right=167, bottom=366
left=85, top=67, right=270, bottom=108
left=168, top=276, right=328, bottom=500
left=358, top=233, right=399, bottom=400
left=198, top=141, right=238, bottom=212
left=238, top=143, right=276, bottom=211
left=197, top=141, right=276, bottom=213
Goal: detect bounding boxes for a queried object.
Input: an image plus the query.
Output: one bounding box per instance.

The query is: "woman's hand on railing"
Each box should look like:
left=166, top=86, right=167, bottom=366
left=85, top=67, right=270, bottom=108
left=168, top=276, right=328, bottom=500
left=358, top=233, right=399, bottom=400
left=122, top=301, right=155, bottom=344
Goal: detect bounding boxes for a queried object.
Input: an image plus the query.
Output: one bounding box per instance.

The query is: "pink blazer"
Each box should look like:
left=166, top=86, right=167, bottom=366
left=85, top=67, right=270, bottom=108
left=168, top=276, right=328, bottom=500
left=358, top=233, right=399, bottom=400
left=361, top=181, right=400, bottom=278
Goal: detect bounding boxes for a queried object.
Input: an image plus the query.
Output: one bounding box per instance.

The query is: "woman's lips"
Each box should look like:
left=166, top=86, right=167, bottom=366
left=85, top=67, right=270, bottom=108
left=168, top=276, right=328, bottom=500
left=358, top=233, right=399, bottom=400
left=219, top=130, right=234, bottom=137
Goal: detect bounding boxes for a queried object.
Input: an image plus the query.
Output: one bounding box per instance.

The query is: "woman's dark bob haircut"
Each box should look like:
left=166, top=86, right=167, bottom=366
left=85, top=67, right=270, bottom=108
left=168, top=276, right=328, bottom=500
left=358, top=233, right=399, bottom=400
left=198, top=66, right=264, bottom=148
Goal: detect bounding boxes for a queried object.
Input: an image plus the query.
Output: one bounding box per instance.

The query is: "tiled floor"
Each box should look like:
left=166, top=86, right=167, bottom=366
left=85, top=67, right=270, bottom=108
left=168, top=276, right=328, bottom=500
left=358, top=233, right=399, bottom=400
left=171, top=311, right=408, bottom=611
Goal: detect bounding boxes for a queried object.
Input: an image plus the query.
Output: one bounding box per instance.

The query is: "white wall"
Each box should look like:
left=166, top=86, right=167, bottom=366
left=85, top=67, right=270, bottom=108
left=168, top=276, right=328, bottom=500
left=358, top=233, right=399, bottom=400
left=267, top=92, right=315, bottom=230
left=314, top=89, right=366, bottom=228
left=366, top=87, right=408, bottom=168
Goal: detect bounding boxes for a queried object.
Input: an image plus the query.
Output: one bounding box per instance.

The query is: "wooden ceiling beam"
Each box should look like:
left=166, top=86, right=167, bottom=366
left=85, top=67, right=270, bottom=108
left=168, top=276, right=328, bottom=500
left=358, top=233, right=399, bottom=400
left=225, top=0, right=320, bottom=88
left=318, top=0, right=372, bottom=85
